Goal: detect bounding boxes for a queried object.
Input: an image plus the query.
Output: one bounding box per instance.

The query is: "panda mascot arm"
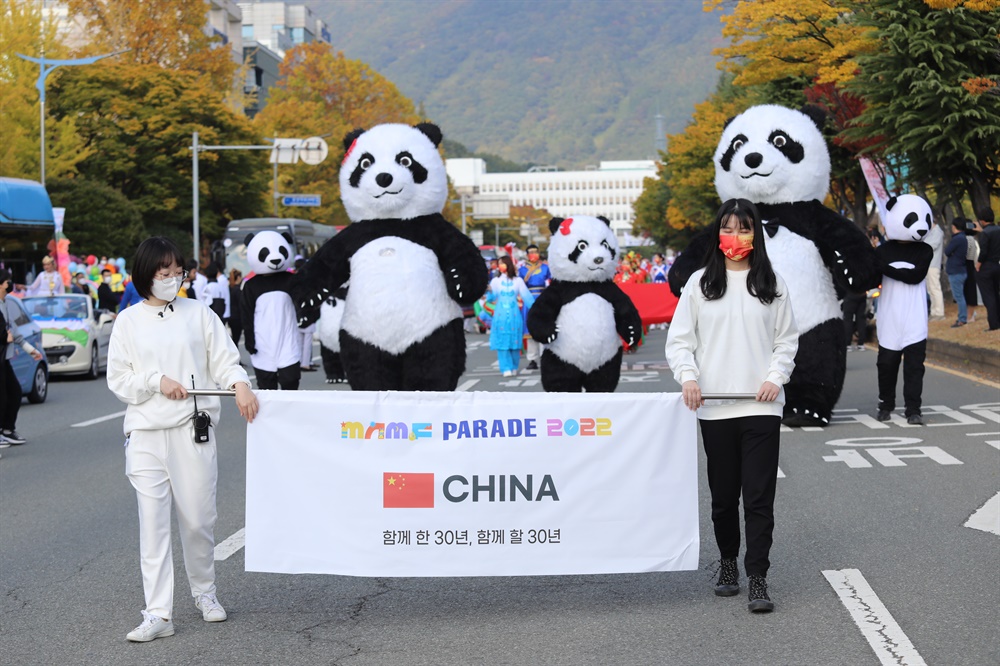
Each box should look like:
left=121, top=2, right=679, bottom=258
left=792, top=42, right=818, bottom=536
left=434, top=220, right=489, bottom=306
left=527, top=283, right=564, bottom=344
left=603, top=283, right=643, bottom=347
left=290, top=230, right=353, bottom=326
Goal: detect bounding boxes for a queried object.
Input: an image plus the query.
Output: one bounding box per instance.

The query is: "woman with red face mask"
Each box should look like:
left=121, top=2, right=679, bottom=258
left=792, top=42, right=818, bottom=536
left=665, top=198, right=798, bottom=614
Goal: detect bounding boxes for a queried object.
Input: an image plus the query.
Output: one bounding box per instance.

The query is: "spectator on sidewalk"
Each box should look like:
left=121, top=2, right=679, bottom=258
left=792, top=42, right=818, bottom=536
left=0, top=270, right=44, bottom=446
left=964, top=221, right=981, bottom=324
left=945, top=219, right=970, bottom=328
left=923, top=222, right=945, bottom=321
left=973, top=207, right=1000, bottom=332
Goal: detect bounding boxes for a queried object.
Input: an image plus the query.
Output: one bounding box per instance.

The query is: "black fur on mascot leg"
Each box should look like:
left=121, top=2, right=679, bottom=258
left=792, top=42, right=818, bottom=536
left=340, top=320, right=466, bottom=391
left=669, top=105, right=880, bottom=427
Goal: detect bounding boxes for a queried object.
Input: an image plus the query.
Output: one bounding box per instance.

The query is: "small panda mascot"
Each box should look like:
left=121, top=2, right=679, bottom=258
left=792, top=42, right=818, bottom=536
left=527, top=216, right=642, bottom=392
left=240, top=230, right=301, bottom=390
left=318, top=286, right=348, bottom=384
left=293, top=123, right=488, bottom=391
left=668, top=105, right=881, bottom=427
left=874, top=194, right=934, bottom=425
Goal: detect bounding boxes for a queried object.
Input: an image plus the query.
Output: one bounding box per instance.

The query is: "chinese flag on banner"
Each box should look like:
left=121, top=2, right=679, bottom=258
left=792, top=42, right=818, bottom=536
left=383, top=472, right=435, bottom=508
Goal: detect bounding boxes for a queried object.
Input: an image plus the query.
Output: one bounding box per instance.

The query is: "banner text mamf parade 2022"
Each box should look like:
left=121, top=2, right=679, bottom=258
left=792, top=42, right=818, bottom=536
left=246, top=391, right=699, bottom=577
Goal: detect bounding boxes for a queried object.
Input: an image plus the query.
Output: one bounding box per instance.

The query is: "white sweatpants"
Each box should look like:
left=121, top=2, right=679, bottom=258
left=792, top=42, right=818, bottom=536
left=525, top=339, right=542, bottom=364
left=125, top=424, right=218, bottom=619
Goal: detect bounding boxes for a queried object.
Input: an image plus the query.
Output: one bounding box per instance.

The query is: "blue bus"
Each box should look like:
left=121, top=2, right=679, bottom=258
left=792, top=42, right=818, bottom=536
left=0, top=177, right=55, bottom=285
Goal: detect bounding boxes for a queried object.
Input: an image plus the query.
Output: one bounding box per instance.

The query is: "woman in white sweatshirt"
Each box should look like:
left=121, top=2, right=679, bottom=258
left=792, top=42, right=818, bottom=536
left=107, top=237, right=258, bottom=642
left=665, top=199, right=798, bottom=614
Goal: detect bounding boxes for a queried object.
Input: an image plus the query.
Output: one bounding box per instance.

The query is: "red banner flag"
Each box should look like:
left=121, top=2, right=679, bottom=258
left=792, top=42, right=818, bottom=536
left=383, top=472, right=435, bottom=509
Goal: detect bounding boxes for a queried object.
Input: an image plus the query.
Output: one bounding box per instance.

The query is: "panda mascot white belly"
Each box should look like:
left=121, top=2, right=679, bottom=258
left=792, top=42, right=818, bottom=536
left=527, top=216, right=642, bottom=392
left=667, top=105, right=881, bottom=426
left=291, top=123, right=488, bottom=391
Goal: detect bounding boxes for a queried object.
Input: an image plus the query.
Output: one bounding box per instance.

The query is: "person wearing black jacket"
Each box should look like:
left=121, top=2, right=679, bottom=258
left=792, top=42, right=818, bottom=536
left=944, top=219, right=970, bottom=328
left=97, top=268, right=121, bottom=312
left=974, top=207, right=1000, bottom=331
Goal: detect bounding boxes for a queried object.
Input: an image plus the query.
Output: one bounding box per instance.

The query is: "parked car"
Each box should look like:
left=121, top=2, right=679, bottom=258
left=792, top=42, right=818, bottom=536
left=5, top=296, right=49, bottom=403
left=21, top=294, right=113, bottom=378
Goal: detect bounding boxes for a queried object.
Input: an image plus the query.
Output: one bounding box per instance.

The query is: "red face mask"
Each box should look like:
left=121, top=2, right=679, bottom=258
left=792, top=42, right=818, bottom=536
left=527, top=252, right=540, bottom=262
left=719, top=233, right=754, bottom=261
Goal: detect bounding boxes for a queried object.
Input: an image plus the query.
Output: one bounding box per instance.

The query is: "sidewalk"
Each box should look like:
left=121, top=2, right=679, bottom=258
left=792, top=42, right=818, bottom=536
left=924, top=302, right=1000, bottom=382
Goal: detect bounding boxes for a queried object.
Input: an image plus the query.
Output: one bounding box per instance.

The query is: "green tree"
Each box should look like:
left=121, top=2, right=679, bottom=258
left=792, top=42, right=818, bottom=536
left=846, top=0, right=1000, bottom=212
left=46, top=177, right=146, bottom=258
left=253, top=42, right=419, bottom=228
left=48, top=63, right=268, bottom=250
left=631, top=169, right=671, bottom=248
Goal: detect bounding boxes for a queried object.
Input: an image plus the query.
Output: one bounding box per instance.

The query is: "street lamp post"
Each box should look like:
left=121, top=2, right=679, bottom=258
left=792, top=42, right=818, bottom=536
left=16, top=50, right=128, bottom=185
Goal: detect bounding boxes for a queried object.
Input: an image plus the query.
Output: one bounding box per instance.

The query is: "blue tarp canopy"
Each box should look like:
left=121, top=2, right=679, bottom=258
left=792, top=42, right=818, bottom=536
left=0, top=177, right=55, bottom=227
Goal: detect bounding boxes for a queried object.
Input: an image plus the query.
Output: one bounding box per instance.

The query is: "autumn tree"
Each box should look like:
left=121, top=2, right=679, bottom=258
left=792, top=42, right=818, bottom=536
left=46, top=177, right=146, bottom=258
left=48, top=63, right=268, bottom=249
left=846, top=0, right=1000, bottom=213
left=63, top=0, right=237, bottom=96
left=253, top=42, right=420, bottom=228
left=0, top=0, right=90, bottom=181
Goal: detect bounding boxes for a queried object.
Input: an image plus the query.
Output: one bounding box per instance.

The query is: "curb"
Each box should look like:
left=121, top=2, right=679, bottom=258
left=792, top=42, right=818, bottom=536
left=925, top=338, right=1000, bottom=383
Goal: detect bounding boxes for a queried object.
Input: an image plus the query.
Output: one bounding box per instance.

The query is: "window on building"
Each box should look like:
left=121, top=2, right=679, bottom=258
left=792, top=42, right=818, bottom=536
left=291, top=27, right=305, bottom=43
left=242, top=25, right=254, bottom=39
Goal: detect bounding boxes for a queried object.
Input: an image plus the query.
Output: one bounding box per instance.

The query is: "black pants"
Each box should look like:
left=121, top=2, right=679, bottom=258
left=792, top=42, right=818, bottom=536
left=699, top=415, right=781, bottom=577
left=841, top=291, right=867, bottom=345
left=976, top=261, right=1000, bottom=330
left=876, top=340, right=926, bottom=416
left=320, top=345, right=346, bottom=382
left=253, top=363, right=301, bottom=391
left=0, top=358, right=22, bottom=431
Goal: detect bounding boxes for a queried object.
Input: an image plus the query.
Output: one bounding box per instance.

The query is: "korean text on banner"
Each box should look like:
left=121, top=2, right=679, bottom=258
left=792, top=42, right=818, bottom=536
left=245, top=391, right=699, bottom=577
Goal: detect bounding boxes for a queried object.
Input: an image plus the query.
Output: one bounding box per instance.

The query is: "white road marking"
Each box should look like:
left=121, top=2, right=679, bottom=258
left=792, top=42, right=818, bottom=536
left=72, top=411, right=126, bottom=428
left=822, top=568, right=927, bottom=666
left=456, top=379, right=480, bottom=392
left=964, top=491, right=1000, bottom=536
left=214, top=528, right=246, bottom=560
left=966, top=432, right=1000, bottom=437
left=987, top=441, right=1000, bottom=451
left=776, top=467, right=785, bottom=479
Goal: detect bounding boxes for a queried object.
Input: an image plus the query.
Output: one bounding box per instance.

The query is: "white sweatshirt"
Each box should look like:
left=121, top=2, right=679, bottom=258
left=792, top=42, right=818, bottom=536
left=107, top=297, right=250, bottom=434
left=665, top=268, right=799, bottom=420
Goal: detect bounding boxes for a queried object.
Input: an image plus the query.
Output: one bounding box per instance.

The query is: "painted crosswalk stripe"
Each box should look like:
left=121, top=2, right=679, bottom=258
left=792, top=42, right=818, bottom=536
left=456, top=379, right=480, bottom=392
left=776, top=467, right=785, bottom=479
left=964, top=491, right=1000, bottom=536
left=214, top=528, right=246, bottom=560
left=823, top=568, right=926, bottom=666
left=72, top=411, right=127, bottom=428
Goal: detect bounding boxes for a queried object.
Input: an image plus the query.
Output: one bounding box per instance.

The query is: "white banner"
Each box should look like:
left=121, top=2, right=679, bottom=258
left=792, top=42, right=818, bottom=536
left=245, top=391, right=698, bottom=577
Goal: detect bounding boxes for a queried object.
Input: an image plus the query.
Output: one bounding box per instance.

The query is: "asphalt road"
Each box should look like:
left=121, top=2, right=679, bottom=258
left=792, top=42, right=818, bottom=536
left=1, top=328, right=997, bottom=665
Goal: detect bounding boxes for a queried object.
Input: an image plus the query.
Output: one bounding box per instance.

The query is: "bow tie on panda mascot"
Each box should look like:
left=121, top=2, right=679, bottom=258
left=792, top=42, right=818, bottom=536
left=668, top=105, right=881, bottom=427
left=292, top=123, right=488, bottom=391
left=527, top=215, right=642, bottom=392
left=240, top=230, right=302, bottom=390
left=874, top=194, right=934, bottom=417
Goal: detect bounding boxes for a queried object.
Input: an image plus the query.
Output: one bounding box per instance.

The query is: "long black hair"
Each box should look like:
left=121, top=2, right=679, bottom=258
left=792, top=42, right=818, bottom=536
left=699, top=198, right=779, bottom=304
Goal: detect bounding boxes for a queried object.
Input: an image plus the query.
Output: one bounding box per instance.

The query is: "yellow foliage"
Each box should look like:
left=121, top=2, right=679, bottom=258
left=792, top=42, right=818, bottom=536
left=704, top=0, right=874, bottom=87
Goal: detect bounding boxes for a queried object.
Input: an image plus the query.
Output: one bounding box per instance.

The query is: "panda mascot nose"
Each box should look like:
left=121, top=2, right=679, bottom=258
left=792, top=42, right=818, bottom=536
left=744, top=152, right=763, bottom=169
left=376, top=173, right=393, bottom=188
left=593, top=256, right=604, bottom=264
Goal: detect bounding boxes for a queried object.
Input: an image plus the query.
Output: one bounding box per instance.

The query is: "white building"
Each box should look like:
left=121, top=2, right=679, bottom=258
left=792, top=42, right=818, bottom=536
left=446, top=158, right=658, bottom=245
left=238, top=1, right=331, bottom=59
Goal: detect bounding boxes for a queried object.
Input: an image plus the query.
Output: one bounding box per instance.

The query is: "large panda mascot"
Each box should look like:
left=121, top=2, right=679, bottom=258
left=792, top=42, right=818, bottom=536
left=527, top=215, right=642, bottom=392
left=669, top=105, right=880, bottom=427
left=241, top=230, right=302, bottom=390
left=293, top=123, right=488, bottom=391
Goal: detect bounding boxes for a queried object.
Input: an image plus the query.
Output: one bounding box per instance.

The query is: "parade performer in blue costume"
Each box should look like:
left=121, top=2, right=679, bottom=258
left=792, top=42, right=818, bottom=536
left=489, top=256, right=535, bottom=377
left=518, top=244, right=551, bottom=369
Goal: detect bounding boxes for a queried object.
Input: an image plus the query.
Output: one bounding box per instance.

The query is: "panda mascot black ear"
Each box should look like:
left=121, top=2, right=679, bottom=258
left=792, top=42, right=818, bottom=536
left=799, top=105, right=828, bottom=132
left=244, top=233, right=255, bottom=246
left=415, top=122, right=443, bottom=147
left=343, top=128, right=365, bottom=152
left=886, top=196, right=898, bottom=211
left=549, top=217, right=565, bottom=235
left=281, top=231, right=294, bottom=245
left=597, top=216, right=611, bottom=227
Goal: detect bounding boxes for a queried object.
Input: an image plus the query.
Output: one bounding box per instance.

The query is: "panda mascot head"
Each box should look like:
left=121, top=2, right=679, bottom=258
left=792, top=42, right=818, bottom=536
left=246, top=230, right=294, bottom=275
left=339, top=123, right=447, bottom=222
left=883, top=194, right=932, bottom=242
left=715, top=104, right=830, bottom=204
left=546, top=215, right=619, bottom=283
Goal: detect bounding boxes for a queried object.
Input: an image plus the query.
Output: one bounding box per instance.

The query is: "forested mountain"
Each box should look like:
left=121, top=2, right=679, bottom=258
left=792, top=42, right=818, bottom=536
left=307, top=0, right=724, bottom=168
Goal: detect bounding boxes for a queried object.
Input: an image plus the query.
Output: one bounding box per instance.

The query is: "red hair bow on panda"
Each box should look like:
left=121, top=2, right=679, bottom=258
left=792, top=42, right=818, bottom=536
left=559, top=218, right=574, bottom=235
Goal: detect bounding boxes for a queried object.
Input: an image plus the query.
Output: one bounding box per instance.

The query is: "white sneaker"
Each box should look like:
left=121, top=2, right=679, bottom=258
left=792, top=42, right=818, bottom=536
left=195, top=593, right=227, bottom=622
left=126, top=610, right=174, bottom=642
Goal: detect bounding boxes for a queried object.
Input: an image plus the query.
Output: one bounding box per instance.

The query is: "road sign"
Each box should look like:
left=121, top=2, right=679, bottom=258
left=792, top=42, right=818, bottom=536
left=282, top=194, right=321, bottom=207
left=299, top=137, right=329, bottom=165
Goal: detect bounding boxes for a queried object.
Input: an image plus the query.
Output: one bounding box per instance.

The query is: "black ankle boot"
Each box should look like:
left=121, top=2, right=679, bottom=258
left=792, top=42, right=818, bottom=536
left=747, top=574, right=774, bottom=613
left=715, top=558, right=740, bottom=596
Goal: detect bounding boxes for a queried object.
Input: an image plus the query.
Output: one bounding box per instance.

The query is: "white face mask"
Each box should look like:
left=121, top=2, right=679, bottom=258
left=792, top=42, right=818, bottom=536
left=103, top=276, right=112, bottom=284
left=150, top=276, right=181, bottom=301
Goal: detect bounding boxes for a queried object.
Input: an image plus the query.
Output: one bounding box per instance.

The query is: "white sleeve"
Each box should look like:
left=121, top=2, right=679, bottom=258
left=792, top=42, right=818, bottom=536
left=664, top=275, right=700, bottom=385
left=765, top=280, right=799, bottom=386
left=106, top=317, right=162, bottom=405
left=516, top=278, right=535, bottom=307
left=203, top=306, right=251, bottom=390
